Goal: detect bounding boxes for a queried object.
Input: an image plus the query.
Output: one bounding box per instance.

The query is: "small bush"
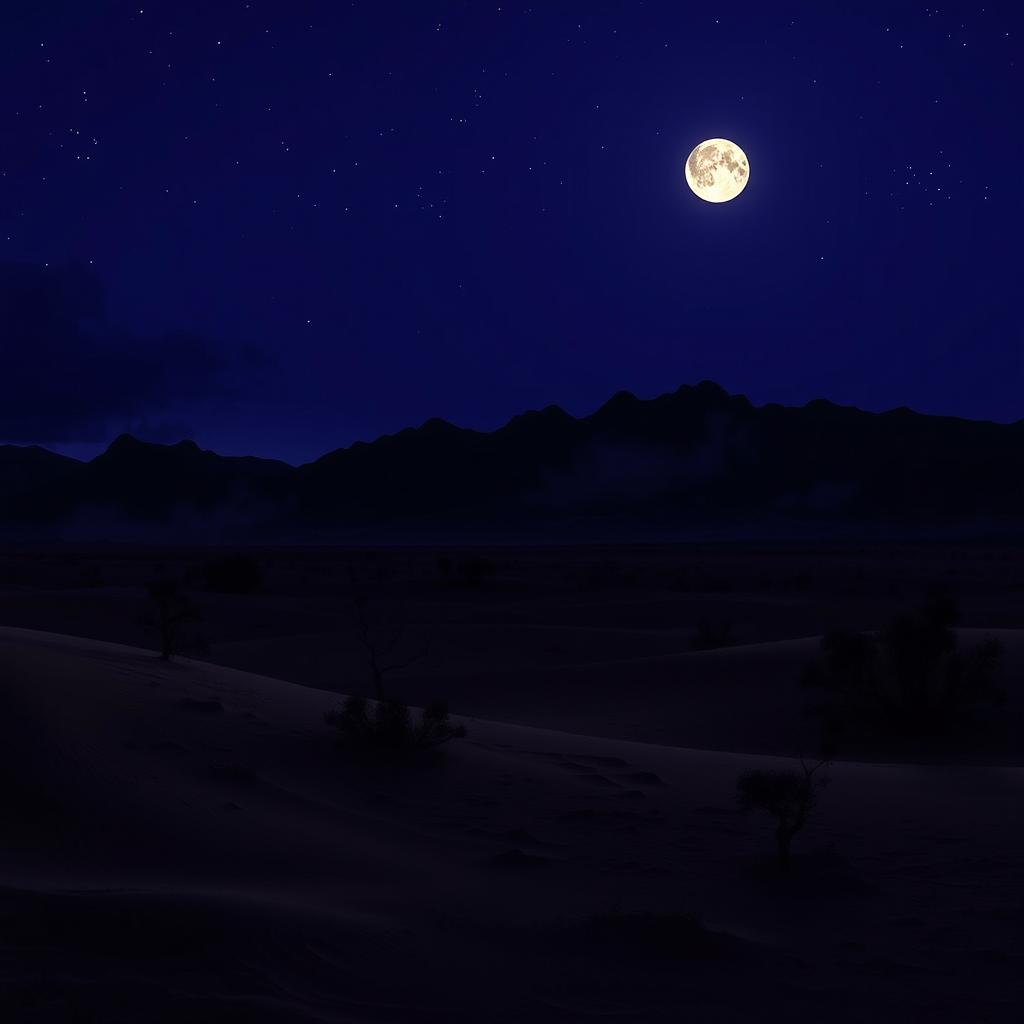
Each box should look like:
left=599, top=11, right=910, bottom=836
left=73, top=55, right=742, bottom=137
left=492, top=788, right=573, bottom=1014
left=802, top=591, right=1005, bottom=743
left=142, top=578, right=202, bottom=661
left=325, top=695, right=466, bottom=757
left=736, top=758, right=829, bottom=873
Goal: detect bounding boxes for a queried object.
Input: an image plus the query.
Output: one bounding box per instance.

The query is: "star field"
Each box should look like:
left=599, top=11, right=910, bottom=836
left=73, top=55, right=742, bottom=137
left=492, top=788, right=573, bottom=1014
left=0, top=2, right=1020, bottom=462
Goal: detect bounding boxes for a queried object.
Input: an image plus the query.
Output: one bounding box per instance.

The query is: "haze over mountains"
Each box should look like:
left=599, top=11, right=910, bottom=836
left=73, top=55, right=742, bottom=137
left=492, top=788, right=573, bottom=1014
left=3, top=381, right=1023, bottom=541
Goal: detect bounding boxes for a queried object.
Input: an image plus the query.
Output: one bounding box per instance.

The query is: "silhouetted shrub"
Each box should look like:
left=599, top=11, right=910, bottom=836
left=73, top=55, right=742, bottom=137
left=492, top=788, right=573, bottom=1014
left=802, top=591, right=1004, bottom=742
left=736, top=758, right=830, bottom=874
left=142, top=578, right=202, bottom=660
left=325, top=695, right=465, bottom=757
left=203, top=553, right=263, bottom=594
left=690, top=619, right=735, bottom=651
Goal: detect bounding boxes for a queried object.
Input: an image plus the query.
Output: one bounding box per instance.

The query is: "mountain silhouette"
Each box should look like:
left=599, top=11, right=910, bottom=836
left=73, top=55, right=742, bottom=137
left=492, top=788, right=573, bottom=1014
left=3, top=382, right=1023, bottom=540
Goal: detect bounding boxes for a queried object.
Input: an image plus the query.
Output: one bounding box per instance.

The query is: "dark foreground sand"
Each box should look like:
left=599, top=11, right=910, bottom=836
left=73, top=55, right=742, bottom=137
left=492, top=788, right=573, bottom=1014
left=2, top=625, right=1022, bottom=1021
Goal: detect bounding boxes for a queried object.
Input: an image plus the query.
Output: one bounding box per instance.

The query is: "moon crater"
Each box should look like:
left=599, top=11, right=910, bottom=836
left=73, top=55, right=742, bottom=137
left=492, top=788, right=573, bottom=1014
left=685, top=139, right=749, bottom=203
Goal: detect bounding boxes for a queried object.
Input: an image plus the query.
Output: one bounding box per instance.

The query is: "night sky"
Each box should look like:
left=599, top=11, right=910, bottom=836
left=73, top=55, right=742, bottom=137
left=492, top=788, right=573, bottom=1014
left=2, top=2, right=1020, bottom=464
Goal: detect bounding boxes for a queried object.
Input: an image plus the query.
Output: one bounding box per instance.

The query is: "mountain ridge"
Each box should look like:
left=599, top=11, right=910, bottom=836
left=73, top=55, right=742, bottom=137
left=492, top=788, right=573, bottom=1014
left=2, top=381, right=1023, bottom=540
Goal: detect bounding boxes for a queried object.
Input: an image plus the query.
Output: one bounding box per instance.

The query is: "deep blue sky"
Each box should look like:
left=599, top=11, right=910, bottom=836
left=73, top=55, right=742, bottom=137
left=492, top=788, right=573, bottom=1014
left=1, top=2, right=1020, bottom=463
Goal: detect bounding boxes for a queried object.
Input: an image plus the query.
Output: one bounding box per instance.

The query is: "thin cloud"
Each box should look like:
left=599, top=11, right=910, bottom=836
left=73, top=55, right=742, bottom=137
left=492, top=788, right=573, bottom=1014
left=0, top=262, right=270, bottom=444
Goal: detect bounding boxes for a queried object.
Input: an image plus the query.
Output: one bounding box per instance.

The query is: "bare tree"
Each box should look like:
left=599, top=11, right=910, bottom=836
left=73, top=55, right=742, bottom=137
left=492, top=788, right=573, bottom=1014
left=144, top=579, right=201, bottom=661
left=350, top=591, right=428, bottom=700
left=736, top=756, right=830, bottom=873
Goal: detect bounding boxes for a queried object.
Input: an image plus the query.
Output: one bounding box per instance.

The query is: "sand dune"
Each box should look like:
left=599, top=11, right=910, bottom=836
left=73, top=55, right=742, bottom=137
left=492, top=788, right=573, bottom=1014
left=212, top=626, right=1024, bottom=758
left=1, top=626, right=1022, bottom=1021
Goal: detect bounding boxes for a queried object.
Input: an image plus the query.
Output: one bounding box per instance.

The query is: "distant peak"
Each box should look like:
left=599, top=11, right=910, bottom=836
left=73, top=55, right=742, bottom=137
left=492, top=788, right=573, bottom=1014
left=675, top=380, right=734, bottom=403
left=596, top=390, right=640, bottom=414
left=106, top=433, right=143, bottom=451
left=505, top=404, right=572, bottom=428
left=606, top=389, right=639, bottom=403
left=419, top=417, right=457, bottom=433
left=533, top=403, right=571, bottom=421
left=101, top=434, right=202, bottom=458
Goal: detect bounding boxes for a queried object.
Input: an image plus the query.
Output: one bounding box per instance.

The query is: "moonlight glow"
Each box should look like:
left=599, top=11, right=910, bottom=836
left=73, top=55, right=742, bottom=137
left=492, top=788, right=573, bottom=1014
left=685, top=139, right=750, bottom=203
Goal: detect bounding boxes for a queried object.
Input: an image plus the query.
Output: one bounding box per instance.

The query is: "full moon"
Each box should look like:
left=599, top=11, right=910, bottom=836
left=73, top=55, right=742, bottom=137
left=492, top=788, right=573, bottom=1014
left=685, top=139, right=750, bottom=203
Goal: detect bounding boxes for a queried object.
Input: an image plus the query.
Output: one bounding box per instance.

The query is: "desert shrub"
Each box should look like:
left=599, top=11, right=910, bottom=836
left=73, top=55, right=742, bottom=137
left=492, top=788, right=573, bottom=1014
left=736, top=758, right=829, bottom=873
left=325, top=695, right=466, bottom=757
left=203, top=553, right=263, bottom=594
left=802, top=591, right=1005, bottom=742
left=142, top=578, right=202, bottom=661
left=689, top=619, right=735, bottom=651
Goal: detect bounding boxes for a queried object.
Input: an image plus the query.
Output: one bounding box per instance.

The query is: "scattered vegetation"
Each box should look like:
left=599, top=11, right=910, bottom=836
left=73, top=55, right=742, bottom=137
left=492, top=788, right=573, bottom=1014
left=801, top=590, right=1004, bottom=743
left=324, top=695, right=465, bottom=757
left=142, top=578, right=202, bottom=661
left=736, top=757, right=830, bottom=873
left=202, top=553, right=263, bottom=594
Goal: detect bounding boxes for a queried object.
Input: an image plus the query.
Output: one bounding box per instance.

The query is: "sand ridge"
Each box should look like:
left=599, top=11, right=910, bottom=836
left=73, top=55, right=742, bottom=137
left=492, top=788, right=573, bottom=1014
left=1, top=626, right=1022, bottom=1019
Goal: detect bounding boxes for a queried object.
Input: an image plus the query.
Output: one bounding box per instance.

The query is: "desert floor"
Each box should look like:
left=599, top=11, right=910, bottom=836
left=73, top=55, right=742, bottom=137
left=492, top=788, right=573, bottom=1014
left=1, top=543, right=1022, bottom=1020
